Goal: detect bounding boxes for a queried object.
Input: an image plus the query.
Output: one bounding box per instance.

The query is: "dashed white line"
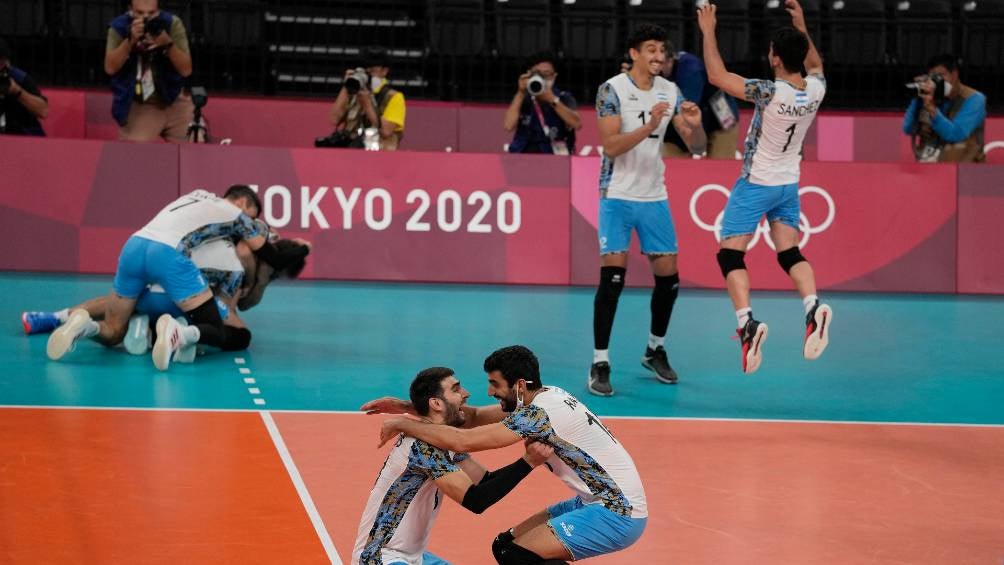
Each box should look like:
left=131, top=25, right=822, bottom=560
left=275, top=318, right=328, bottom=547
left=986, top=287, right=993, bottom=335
left=248, top=388, right=261, bottom=395
left=244, top=377, right=256, bottom=384
left=253, top=398, right=266, bottom=406
left=239, top=368, right=252, bottom=375
left=234, top=358, right=246, bottom=365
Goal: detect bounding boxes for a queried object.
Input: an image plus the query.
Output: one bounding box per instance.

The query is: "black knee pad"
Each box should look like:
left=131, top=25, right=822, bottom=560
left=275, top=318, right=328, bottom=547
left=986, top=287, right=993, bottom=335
left=777, top=246, right=807, bottom=274
left=716, top=248, right=747, bottom=277
left=595, top=266, right=626, bottom=303
left=495, top=540, right=545, bottom=565
left=654, top=272, right=680, bottom=292
left=492, top=530, right=515, bottom=562
left=223, top=327, right=252, bottom=351
left=184, top=297, right=223, bottom=326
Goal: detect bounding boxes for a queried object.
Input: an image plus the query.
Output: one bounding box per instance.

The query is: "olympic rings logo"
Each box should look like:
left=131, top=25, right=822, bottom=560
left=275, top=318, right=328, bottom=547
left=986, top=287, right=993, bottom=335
left=688, top=184, right=836, bottom=250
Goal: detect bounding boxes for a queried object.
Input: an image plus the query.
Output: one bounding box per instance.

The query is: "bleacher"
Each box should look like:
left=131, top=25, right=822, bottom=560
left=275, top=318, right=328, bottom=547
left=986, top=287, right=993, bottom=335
left=2, top=0, right=1002, bottom=110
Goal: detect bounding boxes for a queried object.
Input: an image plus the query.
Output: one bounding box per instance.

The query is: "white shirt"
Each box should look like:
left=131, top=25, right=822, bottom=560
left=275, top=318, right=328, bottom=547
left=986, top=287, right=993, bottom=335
left=501, top=387, right=648, bottom=519
left=352, top=436, right=466, bottom=565
left=741, top=74, right=826, bottom=186
left=596, top=73, right=683, bottom=202
left=134, top=189, right=261, bottom=255
left=147, top=238, right=245, bottom=298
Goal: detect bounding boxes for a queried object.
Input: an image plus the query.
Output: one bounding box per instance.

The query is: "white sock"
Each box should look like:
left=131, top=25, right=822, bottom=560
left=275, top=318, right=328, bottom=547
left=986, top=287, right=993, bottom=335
left=81, top=321, right=100, bottom=338
left=55, top=309, right=70, bottom=323
left=593, top=349, right=609, bottom=364
left=182, top=325, right=200, bottom=345
left=647, top=333, right=664, bottom=351
left=736, top=307, right=752, bottom=329
left=803, top=294, right=818, bottom=315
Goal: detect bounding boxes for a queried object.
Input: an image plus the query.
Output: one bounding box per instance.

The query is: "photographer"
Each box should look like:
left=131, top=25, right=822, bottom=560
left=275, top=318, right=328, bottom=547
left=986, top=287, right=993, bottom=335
left=325, top=48, right=405, bottom=151
left=902, top=54, right=987, bottom=163
left=104, top=0, right=193, bottom=143
left=0, top=38, right=48, bottom=136
left=503, top=52, right=582, bottom=155
left=660, top=42, right=738, bottom=159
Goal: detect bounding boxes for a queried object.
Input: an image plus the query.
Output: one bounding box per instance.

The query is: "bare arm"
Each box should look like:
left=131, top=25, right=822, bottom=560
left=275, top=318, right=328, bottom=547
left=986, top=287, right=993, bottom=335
left=598, top=105, right=665, bottom=159
left=434, top=442, right=552, bottom=514
left=503, top=74, right=530, bottom=132
left=359, top=398, right=506, bottom=428
left=787, top=0, right=823, bottom=75
left=380, top=418, right=522, bottom=452
left=697, top=4, right=748, bottom=101
left=330, top=87, right=350, bottom=128
left=105, top=21, right=141, bottom=76
left=7, top=83, right=48, bottom=119
left=537, top=88, right=582, bottom=130
left=671, top=101, right=707, bottom=155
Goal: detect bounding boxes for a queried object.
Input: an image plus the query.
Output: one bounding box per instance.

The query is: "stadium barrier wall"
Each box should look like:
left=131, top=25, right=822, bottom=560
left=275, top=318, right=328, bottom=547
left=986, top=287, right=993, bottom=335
left=39, top=88, right=1004, bottom=163
left=1, top=137, right=1001, bottom=293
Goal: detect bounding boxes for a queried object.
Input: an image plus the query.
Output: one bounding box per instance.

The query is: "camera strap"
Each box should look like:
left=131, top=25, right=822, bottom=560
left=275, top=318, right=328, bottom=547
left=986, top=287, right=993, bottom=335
left=531, top=99, right=569, bottom=155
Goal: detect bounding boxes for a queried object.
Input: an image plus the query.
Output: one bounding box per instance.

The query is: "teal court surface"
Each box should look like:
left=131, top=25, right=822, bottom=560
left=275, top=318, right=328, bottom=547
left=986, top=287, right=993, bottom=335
left=1, top=272, right=1002, bottom=564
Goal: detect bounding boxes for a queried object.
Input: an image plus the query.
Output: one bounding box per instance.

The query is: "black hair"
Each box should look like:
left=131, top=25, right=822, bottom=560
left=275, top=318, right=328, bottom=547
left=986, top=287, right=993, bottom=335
left=410, top=367, right=455, bottom=417
left=483, top=346, right=541, bottom=390
left=223, top=184, right=262, bottom=217
left=272, top=239, right=309, bottom=279
left=0, top=38, right=11, bottom=61
left=363, top=47, right=390, bottom=68
left=926, top=53, right=959, bottom=73
left=525, top=51, right=558, bottom=73
left=769, top=26, right=809, bottom=75
left=626, top=23, right=667, bottom=52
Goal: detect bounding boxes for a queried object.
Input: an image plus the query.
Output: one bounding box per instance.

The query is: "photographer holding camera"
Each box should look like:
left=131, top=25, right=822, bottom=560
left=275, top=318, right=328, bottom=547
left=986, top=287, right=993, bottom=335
left=104, top=0, right=194, bottom=143
left=503, top=52, right=582, bottom=155
left=660, top=41, right=738, bottom=159
left=324, top=48, right=405, bottom=151
left=902, top=54, right=987, bottom=163
left=0, top=38, right=48, bottom=136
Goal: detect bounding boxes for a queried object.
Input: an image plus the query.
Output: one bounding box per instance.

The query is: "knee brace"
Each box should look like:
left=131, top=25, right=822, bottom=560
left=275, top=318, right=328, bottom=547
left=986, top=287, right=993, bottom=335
left=777, top=246, right=807, bottom=274
left=595, top=266, right=626, bottom=304
left=495, top=540, right=545, bottom=565
left=184, top=297, right=223, bottom=326
left=222, top=327, right=252, bottom=351
left=716, top=248, right=747, bottom=278
left=492, top=530, right=515, bottom=563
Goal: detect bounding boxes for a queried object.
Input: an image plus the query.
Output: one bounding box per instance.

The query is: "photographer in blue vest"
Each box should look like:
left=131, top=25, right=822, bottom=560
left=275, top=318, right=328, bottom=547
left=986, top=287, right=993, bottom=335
left=503, top=52, right=582, bottom=155
left=0, top=37, right=48, bottom=136
left=104, top=0, right=193, bottom=142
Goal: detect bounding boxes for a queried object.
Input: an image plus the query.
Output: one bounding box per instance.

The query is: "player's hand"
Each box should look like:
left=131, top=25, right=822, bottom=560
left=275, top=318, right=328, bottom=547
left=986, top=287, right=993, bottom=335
left=646, top=101, right=671, bottom=130
left=522, top=440, right=554, bottom=467
left=361, top=397, right=415, bottom=416
left=696, top=3, right=717, bottom=35
left=785, top=0, right=807, bottom=32
left=378, top=417, right=405, bottom=447
left=679, top=100, right=702, bottom=128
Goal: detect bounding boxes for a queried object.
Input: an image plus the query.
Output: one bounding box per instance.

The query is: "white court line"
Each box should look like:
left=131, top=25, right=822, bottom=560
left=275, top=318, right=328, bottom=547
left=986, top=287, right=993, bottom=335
left=234, top=358, right=246, bottom=365
left=248, top=388, right=261, bottom=395
left=1, top=404, right=1002, bottom=428
left=239, top=368, right=252, bottom=375
left=260, top=410, right=342, bottom=564
left=244, top=378, right=256, bottom=384
left=254, top=398, right=266, bottom=406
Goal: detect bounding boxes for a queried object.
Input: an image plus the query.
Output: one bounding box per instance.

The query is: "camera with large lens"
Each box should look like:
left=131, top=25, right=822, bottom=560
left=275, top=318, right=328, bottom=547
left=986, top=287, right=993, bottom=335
left=0, top=66, right=10, bottom=96
left=906, top=74, right=946, bottom=105
left=315, top=129, right=361, bottom=148
left=526, top=73, right=545, bottom=96
left=344, top=67, right=370, bottom=95
left=143, top=16, right=166, bottom=38
left=190, top=86, right=208, bottom=109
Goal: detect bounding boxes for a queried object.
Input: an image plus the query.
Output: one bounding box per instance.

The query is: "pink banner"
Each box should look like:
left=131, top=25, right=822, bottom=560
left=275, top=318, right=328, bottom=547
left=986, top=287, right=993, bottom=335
left=0, top=137, right=179, bottom=273
left=178, top=146, right=570, bottom=284
left=957, top=164, right=1004, bottom=293
left=570, top=157, right=958, bottom=292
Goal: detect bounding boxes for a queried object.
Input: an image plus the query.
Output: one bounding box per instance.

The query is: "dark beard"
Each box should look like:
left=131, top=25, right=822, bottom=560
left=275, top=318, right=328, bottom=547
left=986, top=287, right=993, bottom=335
left=443, top=404, right=465, bottom=427
left=499, top=396, right=517, bottom=413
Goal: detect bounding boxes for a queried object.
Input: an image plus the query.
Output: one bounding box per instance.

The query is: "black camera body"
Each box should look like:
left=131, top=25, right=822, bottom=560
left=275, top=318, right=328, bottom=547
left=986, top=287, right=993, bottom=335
left=190, top=86, right=208, bottom=109
left=907, top=74, right=946, bottom=106
left=315, top=130, right=362, bottom=148
left=344, top=67, right=370, bottom=95
left=144, top=16, right=167, bottom=38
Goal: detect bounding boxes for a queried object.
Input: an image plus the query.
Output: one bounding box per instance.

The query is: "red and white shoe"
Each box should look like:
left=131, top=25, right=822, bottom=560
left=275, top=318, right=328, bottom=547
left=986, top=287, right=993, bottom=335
left=737, top=318, right=768, bottom=374
left=152, top=314, right=185, bottom=371
left=803, top=302, right=832, bottom=360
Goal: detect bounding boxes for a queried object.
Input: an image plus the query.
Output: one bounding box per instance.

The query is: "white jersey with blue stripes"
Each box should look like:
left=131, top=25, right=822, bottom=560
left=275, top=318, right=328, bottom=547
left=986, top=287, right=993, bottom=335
left=502, top=387, right=648, bottom=519
left=596, top=73, right=683, bottom=202
left=134, top=189, right=261, bottom=255
left=352, top=436, right=466, bottom=565
left=741, top=74, right=826, bottom=186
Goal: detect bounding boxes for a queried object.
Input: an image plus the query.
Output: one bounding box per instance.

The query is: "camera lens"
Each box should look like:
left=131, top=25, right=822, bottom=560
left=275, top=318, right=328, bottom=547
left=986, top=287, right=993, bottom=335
left=527, top=75, right=545, bottom=96
left=345, top=76, right=361, bottom=94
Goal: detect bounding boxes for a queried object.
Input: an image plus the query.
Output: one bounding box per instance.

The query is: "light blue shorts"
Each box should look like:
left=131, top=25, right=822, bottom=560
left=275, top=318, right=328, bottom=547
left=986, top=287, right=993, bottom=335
left=598, top=198, right=678, bottom=255
left=546, top=497, right=647, bottom=560
left=135, top=289, right=229, bottom=320
left=720, top=177, right=801, bottom=239
left=113, top=236, right=209, bottom=303
left=386, top=552, right=450, bottom=565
